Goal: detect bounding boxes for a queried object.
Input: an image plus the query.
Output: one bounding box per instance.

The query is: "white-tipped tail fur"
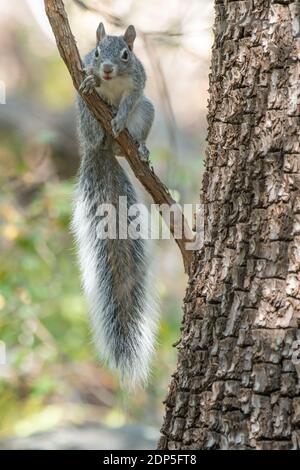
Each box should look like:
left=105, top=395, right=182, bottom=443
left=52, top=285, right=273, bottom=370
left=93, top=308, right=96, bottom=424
left=71, top=158, right=158, bottom=387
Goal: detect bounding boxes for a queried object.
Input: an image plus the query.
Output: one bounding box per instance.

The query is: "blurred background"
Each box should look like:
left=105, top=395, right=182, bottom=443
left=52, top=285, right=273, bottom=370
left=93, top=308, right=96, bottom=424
left=0, top=0, right=213, bottom=449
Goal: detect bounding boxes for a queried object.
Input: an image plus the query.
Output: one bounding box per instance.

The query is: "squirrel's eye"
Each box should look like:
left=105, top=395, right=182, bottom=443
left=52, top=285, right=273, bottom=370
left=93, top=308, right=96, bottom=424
left=121, top=49, right=129, bottom=61
left=95, top=48, right=100, bottom=58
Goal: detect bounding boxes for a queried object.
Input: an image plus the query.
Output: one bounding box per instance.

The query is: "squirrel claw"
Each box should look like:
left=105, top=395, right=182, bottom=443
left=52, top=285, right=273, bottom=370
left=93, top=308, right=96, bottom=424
left=138, top=143, right=150, bottom=162
left=111, top=116, right=126, bottom=137
left=79, top=75, right=97, bottom=94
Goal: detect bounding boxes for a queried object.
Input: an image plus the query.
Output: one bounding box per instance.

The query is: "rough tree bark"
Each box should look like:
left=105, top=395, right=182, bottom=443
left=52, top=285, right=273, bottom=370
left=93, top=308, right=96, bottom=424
left=159, top=0, right=300, bottom=450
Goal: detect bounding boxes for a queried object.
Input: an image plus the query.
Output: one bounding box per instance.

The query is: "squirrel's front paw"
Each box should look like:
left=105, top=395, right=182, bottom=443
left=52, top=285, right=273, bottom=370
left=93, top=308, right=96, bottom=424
left=138, top=143, right=150, bottom=162
left=79, top=74, right=98, bottom=94
left=111, top=115, right=126, bottom=137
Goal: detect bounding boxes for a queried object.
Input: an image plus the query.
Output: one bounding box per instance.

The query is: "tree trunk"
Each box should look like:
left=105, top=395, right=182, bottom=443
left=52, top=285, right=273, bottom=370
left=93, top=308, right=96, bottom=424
left=158, top=0, right=300, bottom=450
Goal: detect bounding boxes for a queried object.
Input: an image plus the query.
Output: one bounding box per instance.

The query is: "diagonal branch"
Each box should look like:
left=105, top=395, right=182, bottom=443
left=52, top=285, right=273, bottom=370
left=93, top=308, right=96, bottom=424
left=44, top=0, right=194, bottom=273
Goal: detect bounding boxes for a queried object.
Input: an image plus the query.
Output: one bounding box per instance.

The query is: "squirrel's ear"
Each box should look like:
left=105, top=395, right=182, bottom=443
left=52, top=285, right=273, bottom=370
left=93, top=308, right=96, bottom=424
left=96, top=22, right=106, bottom=43
left=123, top=25, right=136, bottom=50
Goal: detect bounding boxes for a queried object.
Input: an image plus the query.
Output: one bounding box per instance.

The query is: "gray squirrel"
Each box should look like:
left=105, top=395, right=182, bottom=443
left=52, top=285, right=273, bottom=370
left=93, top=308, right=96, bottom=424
left=71, top=23, right=157, bottom=387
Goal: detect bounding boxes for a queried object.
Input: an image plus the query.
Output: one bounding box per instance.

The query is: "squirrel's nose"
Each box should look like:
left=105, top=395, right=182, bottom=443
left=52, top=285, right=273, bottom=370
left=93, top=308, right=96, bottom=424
left=103, top=63, right=113, bottom=74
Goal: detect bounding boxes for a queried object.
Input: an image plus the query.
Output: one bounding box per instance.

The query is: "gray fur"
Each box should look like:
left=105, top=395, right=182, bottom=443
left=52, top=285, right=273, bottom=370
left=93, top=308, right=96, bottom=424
left=72, top=25, right=156, bottom=387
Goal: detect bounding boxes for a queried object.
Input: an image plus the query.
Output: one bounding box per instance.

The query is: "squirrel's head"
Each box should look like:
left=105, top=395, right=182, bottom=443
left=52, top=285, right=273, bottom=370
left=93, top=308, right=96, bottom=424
left=93, top=23, right=136, bottom=82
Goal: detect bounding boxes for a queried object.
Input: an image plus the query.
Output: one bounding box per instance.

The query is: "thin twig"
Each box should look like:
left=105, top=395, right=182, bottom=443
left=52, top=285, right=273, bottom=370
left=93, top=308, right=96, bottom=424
left=141, top=32, right=178, bottom=154
left=44, top=0, right=194, bottom=273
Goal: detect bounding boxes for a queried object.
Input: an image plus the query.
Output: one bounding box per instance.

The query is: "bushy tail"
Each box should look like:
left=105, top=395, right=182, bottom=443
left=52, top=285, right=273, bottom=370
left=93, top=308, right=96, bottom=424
left=71, top=153, right=157, bottom=387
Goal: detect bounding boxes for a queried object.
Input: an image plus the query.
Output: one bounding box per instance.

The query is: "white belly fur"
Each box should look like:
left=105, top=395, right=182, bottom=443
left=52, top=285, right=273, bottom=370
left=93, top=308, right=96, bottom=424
left=96, top=76, right=134, bottom=107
